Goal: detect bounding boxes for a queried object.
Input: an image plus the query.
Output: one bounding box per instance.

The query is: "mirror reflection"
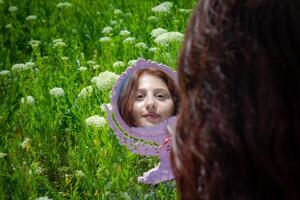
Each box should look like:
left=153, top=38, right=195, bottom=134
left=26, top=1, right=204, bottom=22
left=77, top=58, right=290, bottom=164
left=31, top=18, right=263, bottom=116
left=118, top=67, right=179, bottom=127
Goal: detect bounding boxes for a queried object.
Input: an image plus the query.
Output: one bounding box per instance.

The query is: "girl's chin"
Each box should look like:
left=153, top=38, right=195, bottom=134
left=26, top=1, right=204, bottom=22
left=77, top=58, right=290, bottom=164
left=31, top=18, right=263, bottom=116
left=140, top=119, right=165, bottom=127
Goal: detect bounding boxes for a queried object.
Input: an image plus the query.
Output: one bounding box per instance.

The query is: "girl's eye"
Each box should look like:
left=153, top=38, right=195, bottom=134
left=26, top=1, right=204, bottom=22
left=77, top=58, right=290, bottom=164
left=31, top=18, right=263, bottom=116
left=156, top=94, right=167, bottom=100
left=135, top=94, right=144, bottom=100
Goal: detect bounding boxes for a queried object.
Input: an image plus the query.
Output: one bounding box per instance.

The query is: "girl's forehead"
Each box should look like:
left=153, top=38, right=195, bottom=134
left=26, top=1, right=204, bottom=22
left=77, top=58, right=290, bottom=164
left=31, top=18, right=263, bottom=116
left=137, top=73, right=168, bottom=88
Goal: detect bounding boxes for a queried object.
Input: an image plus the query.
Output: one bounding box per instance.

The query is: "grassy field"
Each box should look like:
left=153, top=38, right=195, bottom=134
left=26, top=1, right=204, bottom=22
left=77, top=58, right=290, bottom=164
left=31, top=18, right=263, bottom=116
left=0, top=0, right=196, bottom=199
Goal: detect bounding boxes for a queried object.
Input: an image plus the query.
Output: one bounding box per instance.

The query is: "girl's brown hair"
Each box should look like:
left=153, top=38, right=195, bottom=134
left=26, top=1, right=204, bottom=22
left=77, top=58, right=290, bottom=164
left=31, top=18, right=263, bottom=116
left=118, top=67, right=179, bottom=127
left=172, top=0, right=300, bottom=199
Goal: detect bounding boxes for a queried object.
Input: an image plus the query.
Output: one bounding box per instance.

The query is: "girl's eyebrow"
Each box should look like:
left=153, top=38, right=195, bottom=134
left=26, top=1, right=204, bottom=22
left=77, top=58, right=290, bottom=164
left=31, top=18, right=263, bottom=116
left=154, top=88, right=169, bottom=93
left=137, top=88, right=169, bottom=92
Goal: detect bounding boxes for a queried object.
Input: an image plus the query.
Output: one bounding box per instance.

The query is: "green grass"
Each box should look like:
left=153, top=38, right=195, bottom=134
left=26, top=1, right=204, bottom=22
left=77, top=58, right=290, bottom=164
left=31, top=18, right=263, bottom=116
left=0, top=0, right=196, bottom=199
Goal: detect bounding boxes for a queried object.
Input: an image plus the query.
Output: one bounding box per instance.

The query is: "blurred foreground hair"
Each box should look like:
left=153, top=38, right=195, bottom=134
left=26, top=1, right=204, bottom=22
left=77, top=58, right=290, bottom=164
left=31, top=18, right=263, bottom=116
left=172, top=0, right=300, bottom=199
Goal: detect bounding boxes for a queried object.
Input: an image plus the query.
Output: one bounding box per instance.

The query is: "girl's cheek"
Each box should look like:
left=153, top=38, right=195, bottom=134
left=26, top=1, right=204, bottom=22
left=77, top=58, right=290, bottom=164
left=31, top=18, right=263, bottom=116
left=135, top=102, right=145, bottom=111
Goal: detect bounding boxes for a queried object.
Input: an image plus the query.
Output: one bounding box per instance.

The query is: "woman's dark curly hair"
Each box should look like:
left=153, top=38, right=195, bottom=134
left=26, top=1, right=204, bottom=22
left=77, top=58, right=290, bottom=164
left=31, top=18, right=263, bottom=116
left=172, top=0, right=300, bottom=199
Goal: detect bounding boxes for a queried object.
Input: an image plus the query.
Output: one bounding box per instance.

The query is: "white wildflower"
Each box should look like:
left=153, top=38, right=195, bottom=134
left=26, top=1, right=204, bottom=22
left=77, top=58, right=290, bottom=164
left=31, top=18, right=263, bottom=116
left=135, top=42, right=147, bottom=49
left=8, top=6, right=18, bottom=13
left=36, top=166, right=44, bottom=175
left=25, top=15, right=37, bottom=21
left=91, top=77, right=103, bottom=89
left=56, top=2, right=73, bottom=8
left=53, top=41, right=67, bottom=48
left=78, top=66, right=87, bottom=72
left=128, top=59, right=137, bottom=66
left=75, top=170, right=85, bottom=177
left=12, top=63, right=33, bottom=72
left=152, top=2, right=173, bottom=13
left=150, top=28, right=168, bottom=38
left=35, top=196, right=53, bottom=200
left=93, top=65, right=101, bottom=70
left=123, top=37, right=136, bottom=44
left=77, top=86, right=93, bottom=98
left=0, top=70, right=11, bottom=76
left=121, top=192, right=130, bottom=199
left=119, top=30, right=130, bottom=37
left=0, top=152, right=7, bottom=158
left=53, top=39, right=67, bottom=48
left=154, top=31, right=184, bottom=46
left=87, top=60, right=96, bottom=66
left=85, top=115, right=107, bottom=128
left=53, top=38, right=63, bottom=43
left=110, top=20, right=118, bottom=26
left=99, top=36, right=111, bottom=43
left=100, top=103, right=108, bottom=112
left=65, top=174, right=72, bottom=185
left=21, top=96, right=35, bottom=105
left=91, top=71, right=119, bottom=91
left=112, top=61, right=125, bottom=68
left=61, top=56, right=69, bottom=61
left=49, top=87, right=65, bottom=97
left=149, top=47, right=158, bottom=53
left=25, top=61, right=35, bottom=69
left=148, top=16, right=158, bottom=22
left=29, top=40, right=41, bottom=48
left=114, top=9, right=122, bottom=15
left=20, top=138, right=30, bottom=150
left=29, top=163, right=44, bottom=175
left=5, top=24, right=12, bottom=29
left=102, top=26, right=113, bottom=34
left=12, top=63, right=25, bottom=71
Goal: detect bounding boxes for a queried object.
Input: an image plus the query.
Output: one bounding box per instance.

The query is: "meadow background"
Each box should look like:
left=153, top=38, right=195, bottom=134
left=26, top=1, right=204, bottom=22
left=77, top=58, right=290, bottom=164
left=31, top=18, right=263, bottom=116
left=0, top=0, right=196, bottom=199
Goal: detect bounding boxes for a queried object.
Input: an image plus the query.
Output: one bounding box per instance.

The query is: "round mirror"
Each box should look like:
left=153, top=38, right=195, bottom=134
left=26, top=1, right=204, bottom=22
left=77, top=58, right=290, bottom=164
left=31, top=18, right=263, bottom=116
left=106, top=58, right=178, bottom=184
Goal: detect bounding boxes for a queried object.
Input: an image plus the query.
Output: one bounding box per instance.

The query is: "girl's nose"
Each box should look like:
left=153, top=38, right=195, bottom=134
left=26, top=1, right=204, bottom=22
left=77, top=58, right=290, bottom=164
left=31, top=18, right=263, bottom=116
left=145, top=97, right=157, bottom=112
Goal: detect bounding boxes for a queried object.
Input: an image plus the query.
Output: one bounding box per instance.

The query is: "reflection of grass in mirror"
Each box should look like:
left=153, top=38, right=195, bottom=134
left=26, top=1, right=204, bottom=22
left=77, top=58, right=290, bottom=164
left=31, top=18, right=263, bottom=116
left=0, top=0, right=196, bottom=198
left=111, top=112, right=159, bottom=147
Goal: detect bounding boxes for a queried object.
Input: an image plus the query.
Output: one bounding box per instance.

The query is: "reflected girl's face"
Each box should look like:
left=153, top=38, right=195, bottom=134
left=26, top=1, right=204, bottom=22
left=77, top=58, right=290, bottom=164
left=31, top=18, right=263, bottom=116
left=132, top=73, right=174, bottom=127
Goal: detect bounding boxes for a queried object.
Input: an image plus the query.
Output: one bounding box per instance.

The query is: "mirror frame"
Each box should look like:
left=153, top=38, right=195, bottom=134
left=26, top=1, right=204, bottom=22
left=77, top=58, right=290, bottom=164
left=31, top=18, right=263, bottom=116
left=108, top=58, right=177, bottom=142
left=105, top=58, right=177, bottom=184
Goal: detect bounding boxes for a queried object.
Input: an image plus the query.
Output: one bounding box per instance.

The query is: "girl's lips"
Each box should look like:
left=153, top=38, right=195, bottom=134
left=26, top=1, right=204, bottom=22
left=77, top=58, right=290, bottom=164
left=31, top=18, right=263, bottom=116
left=143, top=113, right=161, bottom=119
